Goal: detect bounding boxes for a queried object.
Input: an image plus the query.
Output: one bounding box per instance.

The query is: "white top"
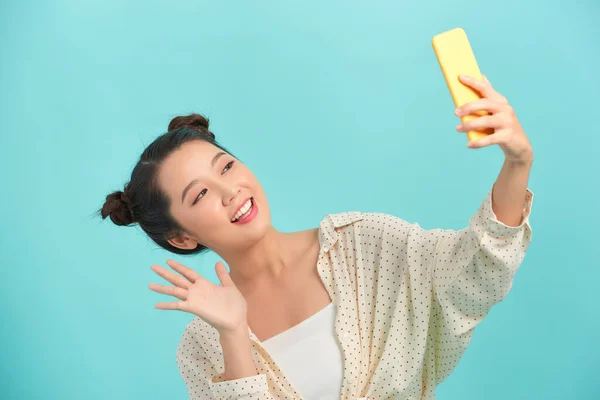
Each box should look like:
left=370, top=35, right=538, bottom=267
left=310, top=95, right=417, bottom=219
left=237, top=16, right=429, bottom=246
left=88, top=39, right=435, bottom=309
left=260, top=302, right=343, bottom=399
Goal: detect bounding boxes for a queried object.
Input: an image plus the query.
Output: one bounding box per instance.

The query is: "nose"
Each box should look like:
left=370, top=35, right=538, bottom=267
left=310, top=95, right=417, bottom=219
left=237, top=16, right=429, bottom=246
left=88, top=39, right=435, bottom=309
left=224, top=187, right=241, bottom=206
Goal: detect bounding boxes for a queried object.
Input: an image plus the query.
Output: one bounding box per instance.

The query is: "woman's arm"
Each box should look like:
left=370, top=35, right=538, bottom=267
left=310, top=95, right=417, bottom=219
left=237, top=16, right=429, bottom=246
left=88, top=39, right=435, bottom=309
left=454, top=73, right=535, bottom=228
left=491, top=158, right=533, bottom=227
left=176, top=324, right=275, bottom=400
left=219, top=327, right=259, bottom=382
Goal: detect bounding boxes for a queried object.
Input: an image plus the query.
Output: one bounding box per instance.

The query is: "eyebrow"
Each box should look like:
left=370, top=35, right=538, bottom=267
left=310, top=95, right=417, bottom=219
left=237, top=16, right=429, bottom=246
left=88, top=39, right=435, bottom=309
left=181, top=151, right=227, bottom=204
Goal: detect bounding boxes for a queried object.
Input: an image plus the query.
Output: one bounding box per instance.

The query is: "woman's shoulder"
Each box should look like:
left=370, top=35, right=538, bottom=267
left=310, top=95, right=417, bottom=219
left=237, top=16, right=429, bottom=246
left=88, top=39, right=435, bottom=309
left=319, top=210, right=364, bottom=229
left=318, top=211, right=417, bottom=252
left=321, top=210, right=415, bottom=231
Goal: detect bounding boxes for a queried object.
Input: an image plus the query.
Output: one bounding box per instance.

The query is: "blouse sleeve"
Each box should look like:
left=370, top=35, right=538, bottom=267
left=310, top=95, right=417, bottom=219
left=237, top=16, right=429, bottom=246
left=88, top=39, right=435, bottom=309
left=354, top=185, right=534, bottom=387
left=430, top=185, right=534, bottom=384
left=176, top=326, right=276, bottom=400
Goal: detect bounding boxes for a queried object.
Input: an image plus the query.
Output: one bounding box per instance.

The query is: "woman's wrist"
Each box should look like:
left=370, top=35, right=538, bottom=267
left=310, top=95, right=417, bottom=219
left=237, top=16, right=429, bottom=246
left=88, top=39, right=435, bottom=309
left=218, top=322, right=250, bottom=341
left=218, top=325, right=258, bottom=382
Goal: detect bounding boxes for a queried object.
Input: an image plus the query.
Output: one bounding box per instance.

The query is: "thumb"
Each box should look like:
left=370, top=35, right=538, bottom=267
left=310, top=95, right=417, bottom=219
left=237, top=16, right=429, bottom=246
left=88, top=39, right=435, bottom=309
left=215, top=261, right=234, bottom=287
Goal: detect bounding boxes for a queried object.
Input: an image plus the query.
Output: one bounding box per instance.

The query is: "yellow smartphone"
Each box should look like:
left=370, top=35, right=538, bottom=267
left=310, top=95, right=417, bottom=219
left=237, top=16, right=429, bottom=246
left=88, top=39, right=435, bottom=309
left=432, top=27, right=493, bottom=142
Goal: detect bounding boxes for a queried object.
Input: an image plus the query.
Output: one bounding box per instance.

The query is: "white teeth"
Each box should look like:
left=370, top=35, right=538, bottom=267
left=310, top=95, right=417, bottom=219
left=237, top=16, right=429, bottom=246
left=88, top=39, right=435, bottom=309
left=232, top=199, right=253, bottom=222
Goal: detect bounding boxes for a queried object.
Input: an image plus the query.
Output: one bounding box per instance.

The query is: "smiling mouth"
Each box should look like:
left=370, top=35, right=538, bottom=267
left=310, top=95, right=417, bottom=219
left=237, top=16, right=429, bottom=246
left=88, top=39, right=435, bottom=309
left=231, top=198, right=254, bottom=223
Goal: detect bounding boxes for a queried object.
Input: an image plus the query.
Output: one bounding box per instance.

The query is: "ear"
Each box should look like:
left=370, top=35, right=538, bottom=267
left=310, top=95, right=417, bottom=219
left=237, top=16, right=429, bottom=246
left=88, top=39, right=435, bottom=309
left=167, top=234, right=199, bottom=250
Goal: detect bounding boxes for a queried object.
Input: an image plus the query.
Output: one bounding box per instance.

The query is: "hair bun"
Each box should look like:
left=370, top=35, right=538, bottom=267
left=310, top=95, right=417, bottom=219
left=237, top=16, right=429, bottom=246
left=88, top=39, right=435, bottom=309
left=168, top=113, right=215, bottom=139
left=101, top=190, right=135, bottom=226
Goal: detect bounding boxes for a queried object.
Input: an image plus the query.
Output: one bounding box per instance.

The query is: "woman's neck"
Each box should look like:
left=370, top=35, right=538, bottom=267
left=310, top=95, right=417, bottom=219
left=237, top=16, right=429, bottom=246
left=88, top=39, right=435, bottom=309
left=225, top=226, right=320, bottom=292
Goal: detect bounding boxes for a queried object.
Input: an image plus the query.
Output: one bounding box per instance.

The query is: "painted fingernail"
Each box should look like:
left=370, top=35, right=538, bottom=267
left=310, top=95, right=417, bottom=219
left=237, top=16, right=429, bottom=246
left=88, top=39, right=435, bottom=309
left=455, top=108, right=461, bottom=116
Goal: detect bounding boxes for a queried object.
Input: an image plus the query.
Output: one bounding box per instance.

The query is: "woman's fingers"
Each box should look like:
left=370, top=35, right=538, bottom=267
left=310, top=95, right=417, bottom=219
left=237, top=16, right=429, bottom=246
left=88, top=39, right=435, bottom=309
left=149, top=260, right=215, bottom=313
left=455, top=98, right=502, bottom=117
left=459, top=74, right=508, bottom=104
left=467, top=132, right=504, bottom=149
left=150, top=264, right=191, bottom=290
left=148, top=283, right=188, bottom=301
left=458, top=74, right=491, bottom=96
left=456, top=115, right=503, bottom=132
left=154, top=301, right=189, bottom=312
left=166, top=259, right=203, bottom=284
left=215, top=261, right=235, bottom=287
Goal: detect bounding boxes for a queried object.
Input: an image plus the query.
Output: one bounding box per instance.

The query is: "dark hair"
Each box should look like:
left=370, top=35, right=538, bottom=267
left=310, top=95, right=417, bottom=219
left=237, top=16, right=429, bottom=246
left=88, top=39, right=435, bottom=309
left=97, top=113, right=238, bottom=255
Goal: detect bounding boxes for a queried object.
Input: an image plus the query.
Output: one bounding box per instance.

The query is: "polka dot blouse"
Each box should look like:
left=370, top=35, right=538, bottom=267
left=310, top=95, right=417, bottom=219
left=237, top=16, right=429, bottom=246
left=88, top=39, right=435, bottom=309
left=176, top=186, right=534, bottom=399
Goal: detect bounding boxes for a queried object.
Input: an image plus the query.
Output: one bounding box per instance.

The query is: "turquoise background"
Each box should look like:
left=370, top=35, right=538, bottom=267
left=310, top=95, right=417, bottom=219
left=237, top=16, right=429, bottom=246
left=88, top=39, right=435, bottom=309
left=1, top=0, right=598, bottom=399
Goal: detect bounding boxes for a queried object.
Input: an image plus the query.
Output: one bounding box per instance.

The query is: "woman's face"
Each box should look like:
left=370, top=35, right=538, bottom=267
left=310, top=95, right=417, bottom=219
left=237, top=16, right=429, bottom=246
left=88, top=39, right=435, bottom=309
left=157, top=140, right=271, bottom=253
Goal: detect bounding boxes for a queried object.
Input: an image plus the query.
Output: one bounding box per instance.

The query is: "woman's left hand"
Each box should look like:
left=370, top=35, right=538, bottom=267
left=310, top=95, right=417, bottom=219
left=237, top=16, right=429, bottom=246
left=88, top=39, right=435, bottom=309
left=454, top=74, right=534, bottom=164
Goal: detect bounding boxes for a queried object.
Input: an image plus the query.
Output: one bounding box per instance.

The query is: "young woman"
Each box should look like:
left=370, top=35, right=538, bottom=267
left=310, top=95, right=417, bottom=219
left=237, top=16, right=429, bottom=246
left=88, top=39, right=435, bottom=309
left=100, top=75, right=534, bottom=400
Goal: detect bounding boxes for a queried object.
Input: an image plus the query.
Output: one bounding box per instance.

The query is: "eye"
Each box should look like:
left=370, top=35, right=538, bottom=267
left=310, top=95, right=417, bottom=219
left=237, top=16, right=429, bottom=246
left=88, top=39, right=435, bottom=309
left=192, top=161, right=235, bottom=205
left=223, top=160, right=235, bottom=173
left=192, top=189, right=207, bottom=205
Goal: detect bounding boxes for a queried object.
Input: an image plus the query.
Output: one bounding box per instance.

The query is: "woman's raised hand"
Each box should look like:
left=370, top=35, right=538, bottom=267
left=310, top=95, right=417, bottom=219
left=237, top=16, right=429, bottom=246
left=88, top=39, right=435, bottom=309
left=148, top=260, right=248, bottom=335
